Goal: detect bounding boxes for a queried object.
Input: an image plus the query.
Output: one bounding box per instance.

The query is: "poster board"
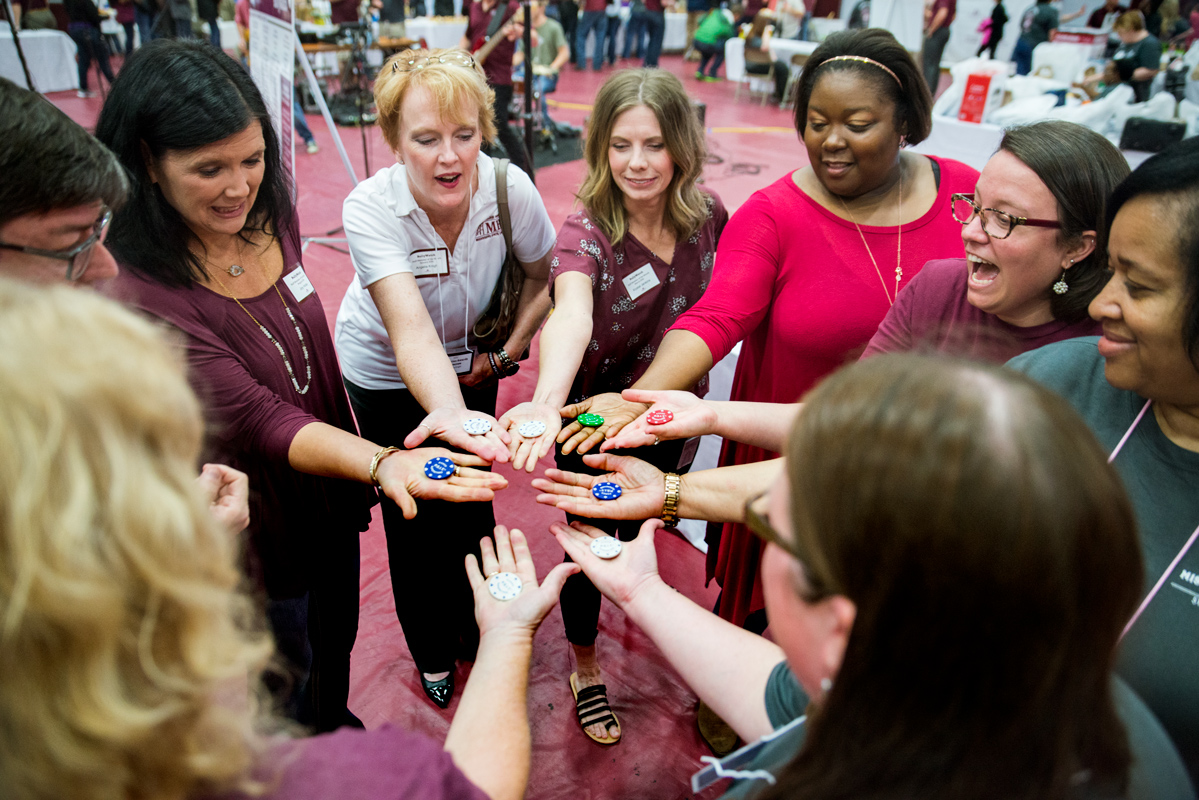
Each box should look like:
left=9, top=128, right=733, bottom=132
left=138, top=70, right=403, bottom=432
left=250, top=0, right=295, bottom=182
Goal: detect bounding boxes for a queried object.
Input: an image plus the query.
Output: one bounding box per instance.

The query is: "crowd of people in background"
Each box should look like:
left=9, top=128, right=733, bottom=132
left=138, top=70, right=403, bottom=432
left=1, top=6, right=1198, bottom=799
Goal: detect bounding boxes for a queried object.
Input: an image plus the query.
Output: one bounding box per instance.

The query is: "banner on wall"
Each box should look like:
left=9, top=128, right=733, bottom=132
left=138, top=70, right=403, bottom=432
left=249, top=0, right=295, bottom=181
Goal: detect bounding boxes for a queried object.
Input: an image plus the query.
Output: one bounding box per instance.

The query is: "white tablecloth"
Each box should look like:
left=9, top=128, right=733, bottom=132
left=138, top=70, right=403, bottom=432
left=663, top=10, right=685, bottom=51
left=0, top=27, right=79, bottom=92
left=406, top=16, right=467, bottom=49
left=767, top=37, right=817, bottom=63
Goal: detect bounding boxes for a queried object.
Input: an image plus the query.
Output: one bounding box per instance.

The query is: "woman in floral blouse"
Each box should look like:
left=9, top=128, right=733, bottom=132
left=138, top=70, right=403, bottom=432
left=499, top=68, right=726, bottom=745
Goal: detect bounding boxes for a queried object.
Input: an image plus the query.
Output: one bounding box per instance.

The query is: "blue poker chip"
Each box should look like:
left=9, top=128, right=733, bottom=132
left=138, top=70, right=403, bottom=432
left=423, top=456, right=456, bottom=480
left=591, top=482, right=623, bottom=501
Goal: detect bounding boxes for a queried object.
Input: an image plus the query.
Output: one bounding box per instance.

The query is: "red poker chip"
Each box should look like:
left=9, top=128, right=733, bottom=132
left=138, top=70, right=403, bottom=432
left=646, top=409, right=674, bottom=425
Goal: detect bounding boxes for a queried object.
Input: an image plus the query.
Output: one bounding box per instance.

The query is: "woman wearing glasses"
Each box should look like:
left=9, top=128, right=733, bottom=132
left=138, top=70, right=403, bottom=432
left=550, top=354, right=1194, bottom=799
left=97, top=40, right=505, bottom=732
left=863, top=121, right=1129, bottom=362
left=333, top=48, right=556, bottom=708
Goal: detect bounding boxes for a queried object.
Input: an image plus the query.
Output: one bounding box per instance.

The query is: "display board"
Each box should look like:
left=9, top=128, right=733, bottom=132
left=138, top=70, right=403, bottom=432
left=250, top=0, right=296, bottom=181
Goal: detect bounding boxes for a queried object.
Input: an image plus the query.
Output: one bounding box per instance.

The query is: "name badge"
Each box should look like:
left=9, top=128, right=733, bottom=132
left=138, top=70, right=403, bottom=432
left=622, top=262, right=661, bottom=301
left=411, top=248, right=450, bottom=277
left=282, top=265, right=315, bottom=302
left=447, top=349, right=475, bottom=375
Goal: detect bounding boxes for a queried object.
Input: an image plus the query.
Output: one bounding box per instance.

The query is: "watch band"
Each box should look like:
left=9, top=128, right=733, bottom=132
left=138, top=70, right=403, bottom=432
left=661, top=472, right=681, bottom=527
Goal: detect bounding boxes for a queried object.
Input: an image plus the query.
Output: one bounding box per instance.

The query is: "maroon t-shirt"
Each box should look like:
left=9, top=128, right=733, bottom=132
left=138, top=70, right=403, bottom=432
left=932, top=0, right=956, bottom=24
left=331, top=0, right=359, bottom=23
left=549, top=190, right=728, bottom=404
left=466, top=0, right=520, bottom=85
left=203, top=726, right=490, bottom=800
left=861, top=258, right=1101, bottom=363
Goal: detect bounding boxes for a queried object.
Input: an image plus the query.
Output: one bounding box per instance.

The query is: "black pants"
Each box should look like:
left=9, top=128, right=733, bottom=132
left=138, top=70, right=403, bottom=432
left=745, top=59, right=789, bottom=103
left=559, top=0, right=579, bottom=61
left=67, top=24, right=115, bottom=91
left=556, top=438, right=691, bottom=647
left=344, top=378, right=498, bottom=675
left=490, top=83, right=531, bottom=176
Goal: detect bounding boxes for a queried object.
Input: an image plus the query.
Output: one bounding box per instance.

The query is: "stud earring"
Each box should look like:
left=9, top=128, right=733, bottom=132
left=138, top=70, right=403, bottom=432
left=820, top=677, right=833, bottom=693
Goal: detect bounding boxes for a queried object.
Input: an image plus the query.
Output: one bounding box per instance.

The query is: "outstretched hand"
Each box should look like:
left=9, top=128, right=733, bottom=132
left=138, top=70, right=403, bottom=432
left=600, top=389, right=715, bottom=451
left=557, top=392, right=651, bottom=455
left=531, top=452, right=666, bottom=520
left=404, top=406, right=512, bottom=464
left=498, top=401, right=563, bottom=473
left=467, top=524, right=579, bottom=636
left=549, top=519, right=663, bottom=610
left=375, top=447, right=508, bottom=519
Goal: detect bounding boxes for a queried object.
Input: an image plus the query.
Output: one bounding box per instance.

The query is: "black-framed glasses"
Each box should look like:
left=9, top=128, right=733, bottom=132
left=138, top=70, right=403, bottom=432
left=951, top=193, right=1062, bottom=240
left=391, top=52, right=477, bottom=73
left=0, top=207, right=111, bottom=282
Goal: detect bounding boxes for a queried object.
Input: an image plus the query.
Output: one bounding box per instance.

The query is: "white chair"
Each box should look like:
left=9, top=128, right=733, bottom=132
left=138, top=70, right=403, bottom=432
left=1030, top=41, right=1091, bottom=85
left=725, top=37, right=774, bottom=105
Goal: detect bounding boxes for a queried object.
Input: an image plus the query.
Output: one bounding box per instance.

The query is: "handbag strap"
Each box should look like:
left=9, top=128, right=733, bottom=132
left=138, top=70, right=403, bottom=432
left=493, top=157, right=515, bottom=259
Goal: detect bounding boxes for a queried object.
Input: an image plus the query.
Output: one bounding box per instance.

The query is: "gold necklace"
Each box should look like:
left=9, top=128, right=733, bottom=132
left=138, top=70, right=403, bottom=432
left=209, top=270, right=312, bottom=395
left=837, top=166, right=904, bottom=306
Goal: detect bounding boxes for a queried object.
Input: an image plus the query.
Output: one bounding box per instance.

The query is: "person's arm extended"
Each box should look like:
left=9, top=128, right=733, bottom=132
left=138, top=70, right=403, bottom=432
left=1060, top=5, right=1085, bottom=22
left=553, top=521, right=783, bottom=741
left=629, top=328, right=715, bottom=392
left=603, top=390, right=799, bottom=452
left=500, top=252, right=554, bottom=368
left=11, top=2, right=21, bottom=27
left=550, top=42, right=570, bottom=71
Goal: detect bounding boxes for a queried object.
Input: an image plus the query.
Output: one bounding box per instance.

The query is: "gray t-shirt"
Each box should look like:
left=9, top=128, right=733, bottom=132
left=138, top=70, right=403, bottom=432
left=1011, top=337, right=1199, bottom=788
left=532, top=17, right=567, bottom=70
left=1020, top=2, right=1059, bottom=48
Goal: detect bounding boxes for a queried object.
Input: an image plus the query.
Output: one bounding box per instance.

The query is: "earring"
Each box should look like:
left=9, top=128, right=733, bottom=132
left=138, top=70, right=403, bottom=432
left=899, top=134, right=908, bottom=148
left=1053, top=269, right=1069, bottom=295
left=820, top=677, right=833, bottom=693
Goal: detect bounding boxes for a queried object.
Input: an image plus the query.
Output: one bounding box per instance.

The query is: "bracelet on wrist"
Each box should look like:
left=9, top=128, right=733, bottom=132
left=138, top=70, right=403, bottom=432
left=369, top=446, right=401, bottom=487
left=495, top=347, right=520, bottom=377
left=661, top=472, right=681, bottom=527
left=487, top=351, right=500, bottom=378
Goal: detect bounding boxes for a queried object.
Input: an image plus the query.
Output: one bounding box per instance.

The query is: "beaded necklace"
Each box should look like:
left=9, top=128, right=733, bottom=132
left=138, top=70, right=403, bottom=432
left=210, top=270, right=312, bottom=395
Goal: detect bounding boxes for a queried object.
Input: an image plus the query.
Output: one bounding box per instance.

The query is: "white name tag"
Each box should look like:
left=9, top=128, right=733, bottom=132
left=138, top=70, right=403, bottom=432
left=448, top=349, right=474, bottom=375
left=622, top=262, right=661, bottom=301
left=411, top=248, right=450, bottom=277
left=282, top=265, right=315, bottom=302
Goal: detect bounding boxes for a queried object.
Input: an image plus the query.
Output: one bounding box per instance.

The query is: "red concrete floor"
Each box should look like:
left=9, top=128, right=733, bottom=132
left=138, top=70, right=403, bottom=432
left=50, top=53, right=814, bottom=799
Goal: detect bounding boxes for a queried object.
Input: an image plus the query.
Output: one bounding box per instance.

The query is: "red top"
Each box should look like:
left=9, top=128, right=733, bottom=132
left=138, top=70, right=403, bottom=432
left=466, top=0, right=521, bottom=85
left=235, top=0, right=249, bottom=28
left=669, top=156, right=979, bottom=625
left=116, top=0, right=135, bottom=24
left=931, top=0, right=955, bottom=23
left=331, top=0, right=359, bottom=23
left=861, top=258, right=1101, bottom=362
left=581, top=0, right=606, bottom=13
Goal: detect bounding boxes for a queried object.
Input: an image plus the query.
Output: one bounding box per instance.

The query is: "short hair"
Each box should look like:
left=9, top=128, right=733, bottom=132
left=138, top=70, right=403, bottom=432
left=998, top=121, right=1130, bottom=324
left=1113, top=9, right=1145, bottom=30
left=793, top=28, right=933, bottom=146
left=0, top=78, right=128, bottom=227
left=0, top=276, right=274, bottom=800
left=758, top=354, right=1141, bottom=800
left=577, top=69, right=709, bottom=247
left=94, top=40, right=293, bottom=288
left=1106, top=136, right=1199, bottom=365
left=374, top=48, right=498, bottom=152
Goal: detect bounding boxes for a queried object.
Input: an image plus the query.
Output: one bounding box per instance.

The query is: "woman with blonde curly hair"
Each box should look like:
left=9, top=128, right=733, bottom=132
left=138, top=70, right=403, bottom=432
left=334, top=48, right=557, bottom=708
left=501, top=68, right=727, bottom=745
left=0, top=277, right=576, bottom=800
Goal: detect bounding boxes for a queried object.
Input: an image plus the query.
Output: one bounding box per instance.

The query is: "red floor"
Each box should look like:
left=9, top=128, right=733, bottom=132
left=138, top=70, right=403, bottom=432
left=52, top=54, right=809, bottom=799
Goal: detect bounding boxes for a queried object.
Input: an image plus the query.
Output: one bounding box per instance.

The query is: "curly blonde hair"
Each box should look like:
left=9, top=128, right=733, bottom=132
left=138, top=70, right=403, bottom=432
left=0, top=278, right=274, bottom=800
left=375, top=48, right=498, bottom=151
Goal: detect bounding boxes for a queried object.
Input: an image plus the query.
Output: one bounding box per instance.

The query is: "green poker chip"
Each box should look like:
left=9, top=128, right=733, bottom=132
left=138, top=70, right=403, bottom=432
left=577, top=413, right=605, bottom=427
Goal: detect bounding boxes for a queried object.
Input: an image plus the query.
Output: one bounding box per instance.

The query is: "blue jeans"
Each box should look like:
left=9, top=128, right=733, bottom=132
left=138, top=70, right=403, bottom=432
left=135, top=5, right=154, bottom=44
left=604, top=12, right=620, bottom=64
left=695, top=39, right=722, bottom=76
left=1012, top=36, right=1033, bottom=75
left=576, top=9, right=606, bottom=70
left=623, top=8, right=646, bottom=57
left=293, top=85, right=314, bottom=145
left=642, top=9, right=664, bottom=67
left=513, top=66, right=558, bottom=125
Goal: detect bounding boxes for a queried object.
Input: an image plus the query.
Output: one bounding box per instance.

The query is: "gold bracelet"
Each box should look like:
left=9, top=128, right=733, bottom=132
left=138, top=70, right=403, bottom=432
left=369, top=446, right=401, bottom=487
left=661, top=472, right=681, bottom=527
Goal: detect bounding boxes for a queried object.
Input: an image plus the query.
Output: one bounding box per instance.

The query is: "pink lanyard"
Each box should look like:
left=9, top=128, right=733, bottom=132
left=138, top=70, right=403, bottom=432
left=1112, top=399, right=1199, bottom=640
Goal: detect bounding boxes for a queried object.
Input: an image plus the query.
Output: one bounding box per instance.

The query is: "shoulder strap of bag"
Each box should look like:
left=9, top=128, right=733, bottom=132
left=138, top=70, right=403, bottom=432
left=493, top=157, right=515, bottom=258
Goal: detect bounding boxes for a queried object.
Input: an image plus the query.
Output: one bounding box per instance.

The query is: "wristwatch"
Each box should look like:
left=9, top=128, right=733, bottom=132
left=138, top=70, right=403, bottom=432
left=661, top=472, right=681, bottom=528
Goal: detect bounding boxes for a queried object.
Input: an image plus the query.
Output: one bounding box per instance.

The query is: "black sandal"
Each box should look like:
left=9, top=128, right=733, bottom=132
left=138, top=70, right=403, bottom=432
left=570, top=672, right=621, bottom=745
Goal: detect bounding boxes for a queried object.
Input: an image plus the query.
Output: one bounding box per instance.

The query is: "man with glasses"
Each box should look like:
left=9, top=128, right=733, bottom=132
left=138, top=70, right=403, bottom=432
left=0, top=78, right=126, bottom=287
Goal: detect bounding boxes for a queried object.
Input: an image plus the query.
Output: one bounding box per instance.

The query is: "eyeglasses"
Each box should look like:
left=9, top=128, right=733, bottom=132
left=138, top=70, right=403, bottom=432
left=391, top=52, right=477, bottom=73
left=744, top=490, right=800, bottom=560
left=951, top=193, right=1061, bottom=240
left=0, top=207, right=111, bottom=282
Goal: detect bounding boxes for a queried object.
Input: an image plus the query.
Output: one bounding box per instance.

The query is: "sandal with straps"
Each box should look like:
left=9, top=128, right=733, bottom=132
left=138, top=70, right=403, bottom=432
left=569, top=672, right=622, bottom=745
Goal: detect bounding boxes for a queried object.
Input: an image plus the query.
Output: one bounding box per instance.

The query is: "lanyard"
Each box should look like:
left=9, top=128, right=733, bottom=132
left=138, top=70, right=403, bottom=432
left=433, top=167, right=475, bottom=350
left=1111, top=399, right=1199, bottom=640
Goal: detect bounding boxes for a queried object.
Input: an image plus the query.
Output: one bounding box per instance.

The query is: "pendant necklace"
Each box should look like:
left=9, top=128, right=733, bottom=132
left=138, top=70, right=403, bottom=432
left=209, top=269, right=312, bottom=395
left=838, top=164, right=904, bottom=306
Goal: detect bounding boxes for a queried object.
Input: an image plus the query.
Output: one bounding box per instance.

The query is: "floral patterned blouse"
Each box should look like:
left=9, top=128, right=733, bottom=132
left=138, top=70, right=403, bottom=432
left=549, top=189, right=728, bottom=404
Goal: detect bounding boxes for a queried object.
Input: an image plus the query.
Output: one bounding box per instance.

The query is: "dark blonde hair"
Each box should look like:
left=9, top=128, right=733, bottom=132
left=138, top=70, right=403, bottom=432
left=0, top=278, right=275, bottom=800
left=1113, top=9, right=1146, bottom=31
left=577, top=69, right=709, bottom=247
left=759, top=354, right=1141, bottom=800
left=375, top=48, right=497, bottom=151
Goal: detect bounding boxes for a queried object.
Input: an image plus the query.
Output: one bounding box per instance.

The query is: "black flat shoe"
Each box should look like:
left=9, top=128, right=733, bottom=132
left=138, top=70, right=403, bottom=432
left=420, top=672, right=455, bottom=709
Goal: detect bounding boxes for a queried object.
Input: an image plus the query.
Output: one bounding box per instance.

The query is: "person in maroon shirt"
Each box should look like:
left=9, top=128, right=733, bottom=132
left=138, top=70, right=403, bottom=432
left=641, top=0, right=673, bottom=65
left=922, top=0, right=955, bottom=93
left=95, top=40, right=505, bottom=733
left=460, top=0, right=531, bottom=174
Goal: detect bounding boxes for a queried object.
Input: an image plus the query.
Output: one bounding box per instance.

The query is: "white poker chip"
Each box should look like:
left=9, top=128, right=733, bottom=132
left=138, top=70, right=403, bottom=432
left=487, top=571, right=523, bottom=601
left=462, top=417, right=493, bottom=435
left=518, top=420, right=547, bottom=438
left=590, top=536, right=623, bottom=559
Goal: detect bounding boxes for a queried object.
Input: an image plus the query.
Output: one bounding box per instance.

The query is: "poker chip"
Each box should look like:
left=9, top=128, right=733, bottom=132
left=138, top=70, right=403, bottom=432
left=487, top=572, right=523, bottom=601
left=577, top=413, right=605, bottom=427
left=518, top=420, right=547, bottom=438
left=591, top=481, right=623, bottom=501
left=423, top=456, right=456, bottom=480
left=590, top=536, right=623, bottom=559
left=646, top=409, right=674, bottom=425
left=462, top=417, right=493, bottom=435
